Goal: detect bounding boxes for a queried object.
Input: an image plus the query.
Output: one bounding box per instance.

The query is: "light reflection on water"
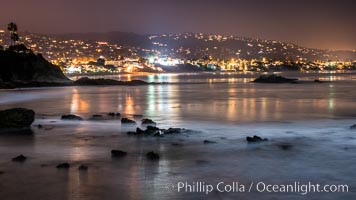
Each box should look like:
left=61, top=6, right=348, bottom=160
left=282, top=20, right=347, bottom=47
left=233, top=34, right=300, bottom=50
left=1, top=75, right=356, bottom=122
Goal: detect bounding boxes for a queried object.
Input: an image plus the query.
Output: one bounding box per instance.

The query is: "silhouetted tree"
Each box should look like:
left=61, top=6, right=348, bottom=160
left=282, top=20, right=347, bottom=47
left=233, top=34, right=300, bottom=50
left=7, top=22, right=18, bottom=46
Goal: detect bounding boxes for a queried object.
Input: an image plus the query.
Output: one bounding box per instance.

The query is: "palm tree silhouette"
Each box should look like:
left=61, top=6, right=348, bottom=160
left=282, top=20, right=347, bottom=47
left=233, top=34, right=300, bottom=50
left=7, top=22, right=18, bottom=46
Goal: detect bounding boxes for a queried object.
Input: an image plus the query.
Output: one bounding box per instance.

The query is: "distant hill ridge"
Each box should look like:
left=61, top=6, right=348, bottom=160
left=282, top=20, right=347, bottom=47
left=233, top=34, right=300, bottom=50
left=51, top=31, right=356, bottom=61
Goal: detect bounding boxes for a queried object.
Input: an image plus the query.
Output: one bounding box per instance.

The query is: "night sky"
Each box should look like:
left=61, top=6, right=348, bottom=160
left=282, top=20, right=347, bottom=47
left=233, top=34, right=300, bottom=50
left=0, top=0, right=355, bottom=50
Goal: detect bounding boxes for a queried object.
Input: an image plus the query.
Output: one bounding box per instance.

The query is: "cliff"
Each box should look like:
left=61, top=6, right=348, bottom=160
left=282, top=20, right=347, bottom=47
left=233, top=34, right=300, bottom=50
left=0, top=45, right=71, bottom=87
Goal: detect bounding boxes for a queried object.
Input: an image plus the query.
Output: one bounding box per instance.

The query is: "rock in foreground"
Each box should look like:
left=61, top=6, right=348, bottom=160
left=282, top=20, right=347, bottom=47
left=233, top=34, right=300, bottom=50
left=12, top=155, right=27, bottom=162
left=56, top=163, right=70, bottom=169
left=121, top=118, right=136, bottom=124
left=61, top=114, right=83, bottom=121
left=111, top=150, right=128, bottom=158
left=141, top=118, right=156, bottom=125
left=127, top=126, right=188, bottom=137
left=78, top=165, right=88, bottom=171
left=253, top=74, right=298, bottom=83
left=146, top=151, right=160, bottom=161
left=0, top=108, right=35, bottom=128
left=246, top=135, right=269, bottom=143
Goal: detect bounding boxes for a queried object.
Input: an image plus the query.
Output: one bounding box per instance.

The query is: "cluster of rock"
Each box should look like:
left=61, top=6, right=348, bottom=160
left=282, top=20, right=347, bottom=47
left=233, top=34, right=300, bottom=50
left=111, top=149, right=160, bottom=161
left=10, top=154, right=89, bottom=171
left=59, top=113, right=189, bottom=137
left=127, top=126, right=187, bottom=137
left=60, top=114, right=156, bottom=126
left=246, top=135, right=269, bottom=143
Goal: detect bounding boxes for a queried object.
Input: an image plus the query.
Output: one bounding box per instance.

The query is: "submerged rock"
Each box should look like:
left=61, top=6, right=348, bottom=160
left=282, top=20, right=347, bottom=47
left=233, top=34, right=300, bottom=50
left=171, top=142, right=183, bottom=146
left=146, top=151, right=160, bottom=161
left=350, top=124, right=356, bottom=130
left=107, top=112, right=116, bottom=117
left=203, top=140, right=217, bottom=144
left=61, top=114, right=83, bottom=121
left=127, top=126, right=160, bottom=136
left=141, top=118, right=156, bottom=125
left=246, top=135, right=269, bottom=143
left=78, top=165, right=88, bottom=171
left=121, top=118, right=136, bottom=124
left=56, top=163, right=70, bottom=169
left=162, top=128, right=186, bottom=134
left=0, top=108, right=35, bottom=128
left=111, top=150, right=128, bottom=158
left=253, top=74, right=298, bottom=83
left=12, top=155, right=27, bottom=162
left=127, top=126, right=189, bottom=137
left=277, top=143, right=293, bottom=150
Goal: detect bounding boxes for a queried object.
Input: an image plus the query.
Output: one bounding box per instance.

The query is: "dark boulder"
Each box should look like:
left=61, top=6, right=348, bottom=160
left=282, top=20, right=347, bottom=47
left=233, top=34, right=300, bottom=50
left=12, top=155, right=27, bottom=162
left=147, top=126, right=160, bottom=131
left=108, top=112, right=116, bottom=117
left=56, top=163, right=70, bottom=169
left=111, top=150, right=128, bottom=158
left=350, top=124, right=356, bottom=130
left=61, top=114, right=83, bottom=121
left=127, top=126, right=188, bottom=137
left=246, top=135, right=269, bottom=143
left=163, top=128, right=186, bottom=134
left=127, top=126, right=160, bottom=136
left=143, top=126, right=160, bottom=135
left=0, top=108, right=35, bottom=128
left=136, top=127, right=146, bottom=134
left=146, top=151, right=160, bottom=161
left=78, top=165, right=88, bottom=171
left=141, top=118, right=156, bottom=125
left=89, top=114, right=105, bottom=120
left=121, top=118, right=136, bottom=124
left=253, top=74, right=298, bottom=84
left=203, top=140, right=217, bottom=144
left=277, top=143, right=293, bottom=150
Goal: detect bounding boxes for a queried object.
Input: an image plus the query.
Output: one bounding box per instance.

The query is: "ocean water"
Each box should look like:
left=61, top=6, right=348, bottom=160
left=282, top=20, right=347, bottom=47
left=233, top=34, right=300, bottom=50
left=0, top=72, right=356, bottom=200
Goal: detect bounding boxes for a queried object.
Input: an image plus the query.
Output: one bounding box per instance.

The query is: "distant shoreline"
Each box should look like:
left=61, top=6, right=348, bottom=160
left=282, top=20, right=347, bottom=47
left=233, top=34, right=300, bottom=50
left=65, top=70, right=356, bottom=77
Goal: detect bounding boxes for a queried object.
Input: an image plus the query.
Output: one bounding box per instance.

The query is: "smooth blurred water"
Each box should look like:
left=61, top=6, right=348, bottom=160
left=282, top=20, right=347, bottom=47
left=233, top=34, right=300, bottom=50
left=0, top=72, right=356, bottom=200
